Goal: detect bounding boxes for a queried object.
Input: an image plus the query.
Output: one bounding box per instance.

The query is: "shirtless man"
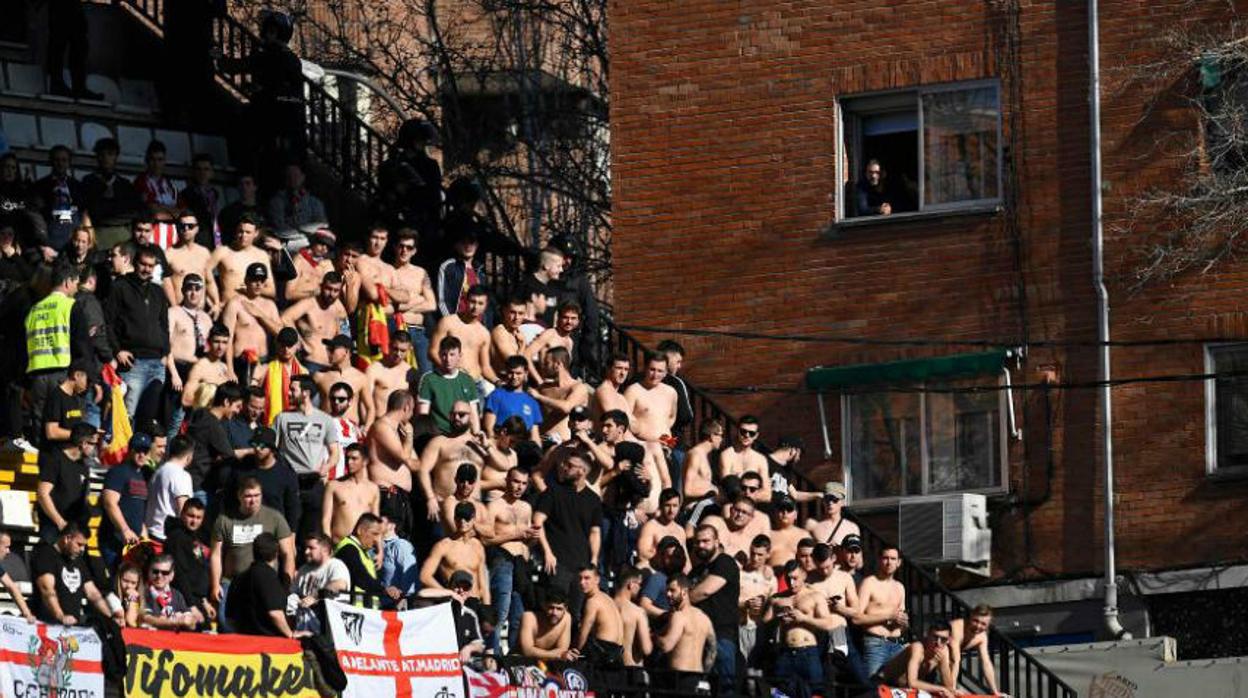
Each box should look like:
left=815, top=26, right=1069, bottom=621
left=285, top=228, right=336, bottom=303
left=808, top=543, right=861, bottom=656
left=592, top=353, right=632, bottom=420
left=166, top=274, right=214, bottom=409
left=367, top=391, right=419, bottom=532
left=768, top=497, right=809, bottom=567
left=766, top=562, right=842, bottom=693
left=280, top=272, right=348, bottom=368
left=612, top=567, right=653, bottom=668
left=701, top=496, right=771, bottom=560
left=479, top=417, right=524, bottom=495
left=637, top=489, right=686, bottom=569
left=391, top=229, right=437, bottom=372
left=805, top=482, right=861, bottom=547
left=355, top=226, right=410, bottom=317
left=182, top=324, right=231, bottom=407
left=739, top=535, right=777, bottom=663
left=419, top=502, right=490, bottom=603
left=658, top=574, right=717, bottom=682
left=949, top=605, right=1000, bottom=695
left=164, top=211, right=218, bottom=308
left=518, top=591, right=578, bottom=662
left=429, top=285, right=495, bottom=384
left=875, top=621, right=957, bottom=698
left=623, top=353, right=678, bottom=444
left=210, top=215, right=274, bottom=303
left=221, top=263, right=282, bottom=378
left=719, top=415, right=771, bottom=503
left=483, top=467, right=539, bottom=652
left=367, top=332, right=418, bottom=420
left=333, top=242, right=364, bottom=314
left=314, top=335, right=372, bottom=427
left=418, top=402, right=485, bottom=520
left=529, top=347, right=589, bottom=444
left=856, top=546, right=910, bottom=677
left=683, top=419, right=726, bottom=515
left=321, top=443, right=380, bottom=543
left=489, top=295, right=530, bottom=378
left=525, top=301, right=581, bottom=383
left=576, top=566, right=624, bottom=666
left=439, top=463, right=490, bottom=538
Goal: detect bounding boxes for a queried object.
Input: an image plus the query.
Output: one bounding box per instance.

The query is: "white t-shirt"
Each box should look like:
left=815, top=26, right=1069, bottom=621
left=292, top=558, right=350, bottom=599
left=145, top=462, right=193, bottom=539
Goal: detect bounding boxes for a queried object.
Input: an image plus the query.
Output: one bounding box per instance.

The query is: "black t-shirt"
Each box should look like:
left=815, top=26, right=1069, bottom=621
left=535, top=482, right=603, bottom=570
left=186, top=409, right=236, bottom=492
left=41, top=387, right=86, bottom=448
left=225, top=561, right=287, bottom=637
left=30, top=544, right=91, bottom=622
left=37, top=447, right=89, bottom=531
left=691, top=552, right=740, bottom=640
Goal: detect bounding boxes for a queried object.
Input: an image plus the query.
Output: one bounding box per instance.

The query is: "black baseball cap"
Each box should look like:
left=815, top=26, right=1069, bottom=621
left=245, top=262, right=268, bottom=281
left=250, top=427, right=277, bottom=449
left=322, top=334, right=353, bottom=351
left=839, top=534, right=863, bottom=552
left=182, top=273, right=205, bottom=290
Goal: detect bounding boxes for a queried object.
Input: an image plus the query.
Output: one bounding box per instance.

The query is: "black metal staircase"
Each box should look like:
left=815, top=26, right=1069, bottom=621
left=116, top=0, right=389, bottom=199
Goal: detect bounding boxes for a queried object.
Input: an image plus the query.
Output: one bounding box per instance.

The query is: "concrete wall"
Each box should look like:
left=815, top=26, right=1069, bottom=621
left=1032, top=637, right=1248, bottom=698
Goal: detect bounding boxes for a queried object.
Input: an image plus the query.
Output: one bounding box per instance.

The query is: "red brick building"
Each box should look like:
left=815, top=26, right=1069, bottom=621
left=610, top=0, right=1248, bottom=649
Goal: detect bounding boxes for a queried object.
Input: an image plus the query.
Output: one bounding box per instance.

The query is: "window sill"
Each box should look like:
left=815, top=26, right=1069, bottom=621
left=846, top=487, right=1010, bottom=514
left=824, top=203, right=1002, bottom=238
left=1205, top=468, right=1248, bottom=483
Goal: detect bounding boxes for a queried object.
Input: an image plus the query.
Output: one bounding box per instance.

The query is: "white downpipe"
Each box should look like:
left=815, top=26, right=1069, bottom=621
left=1089, top=0, right=1130, bottom=641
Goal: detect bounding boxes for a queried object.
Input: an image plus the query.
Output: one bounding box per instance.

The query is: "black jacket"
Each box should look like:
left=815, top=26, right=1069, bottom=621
left=105, top=273, right=170, bottom=358
left=164, top=516, right=210, bottom=609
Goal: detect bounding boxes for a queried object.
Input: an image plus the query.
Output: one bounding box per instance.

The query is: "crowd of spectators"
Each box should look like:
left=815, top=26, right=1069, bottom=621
left=0, top=10, right=998, bottom=696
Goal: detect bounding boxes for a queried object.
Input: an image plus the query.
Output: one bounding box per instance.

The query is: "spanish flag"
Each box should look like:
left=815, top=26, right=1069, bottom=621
left=262, top=358, right=304, bottom=426
left=100, top=364, right=132, bottom=466
left=355, top=284, right=391, bottom=365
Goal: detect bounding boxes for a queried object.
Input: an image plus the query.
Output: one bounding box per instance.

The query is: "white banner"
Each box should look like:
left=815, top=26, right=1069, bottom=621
left=0, top=616, right=104, bottom=698
left=326, top=599, right=465, bottom=698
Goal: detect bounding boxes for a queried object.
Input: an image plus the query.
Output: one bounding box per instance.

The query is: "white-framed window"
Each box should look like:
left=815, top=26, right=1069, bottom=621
left=841, top=379, right=1008, bottom=505
left=838, top=80, right=1003, bottom=220
left=1205, top=343, right=1248, bottom=475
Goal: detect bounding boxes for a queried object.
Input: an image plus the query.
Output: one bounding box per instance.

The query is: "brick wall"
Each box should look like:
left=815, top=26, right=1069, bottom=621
left=610, top=0, right=1248, bottom=580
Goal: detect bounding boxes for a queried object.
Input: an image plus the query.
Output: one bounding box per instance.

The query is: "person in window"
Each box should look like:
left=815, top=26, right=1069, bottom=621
left=855, top=159, right=894, bottom=217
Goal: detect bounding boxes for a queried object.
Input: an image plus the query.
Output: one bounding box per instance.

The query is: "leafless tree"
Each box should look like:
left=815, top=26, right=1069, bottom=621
left=1112, top=15, right=1248, bottom=291
left=234, top=0, right=612, bottom=292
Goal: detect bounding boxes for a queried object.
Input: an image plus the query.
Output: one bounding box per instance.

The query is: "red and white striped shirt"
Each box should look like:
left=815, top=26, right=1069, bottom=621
left=330, top=417, right=363, bottom=480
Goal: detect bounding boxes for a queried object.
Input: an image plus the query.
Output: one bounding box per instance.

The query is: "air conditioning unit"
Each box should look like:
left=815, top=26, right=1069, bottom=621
left=898, top=493, right=991, bottom=573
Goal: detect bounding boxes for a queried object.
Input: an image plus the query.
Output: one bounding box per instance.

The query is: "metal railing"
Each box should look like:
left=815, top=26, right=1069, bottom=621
left=584, top=313, right=1076, bottom=698
left=116, top=0, right=390, bottom=199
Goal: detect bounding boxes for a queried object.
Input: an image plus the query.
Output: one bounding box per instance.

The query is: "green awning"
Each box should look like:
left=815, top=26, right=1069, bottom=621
left=805, top=350, right=1009, bottom=391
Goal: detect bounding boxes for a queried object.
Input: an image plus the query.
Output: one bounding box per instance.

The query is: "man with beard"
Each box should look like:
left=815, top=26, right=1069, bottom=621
left=418, top=401, right=485, bottom=519
left=533, top=450, right=601, bottom=622
left=688, top=524, right=741, bottom=698
left=314, top=335, right=372, bottom=427
left=280, top=271, right=348, bottom=371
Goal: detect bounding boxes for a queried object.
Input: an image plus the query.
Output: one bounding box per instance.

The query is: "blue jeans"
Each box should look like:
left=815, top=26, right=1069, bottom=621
left=862, top=635, right=907, bottom=678
left=121, top=357, right=165, bottom=427
left=407, top=325, right=431, bottom=375
left=714, top=636, right=737, bottom=698
left=488, top=554, right=526, bottom=654
left=775, top=646, right=824, bottom=696
left=217, top=578, right=232, bottom=633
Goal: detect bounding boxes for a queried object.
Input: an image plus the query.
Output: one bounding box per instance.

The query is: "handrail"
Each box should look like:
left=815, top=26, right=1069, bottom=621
left=116, top=0, right=390, bottom=199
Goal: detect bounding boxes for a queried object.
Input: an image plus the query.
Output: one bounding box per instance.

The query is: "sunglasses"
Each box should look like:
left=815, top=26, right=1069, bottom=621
left=150, top=569, right=173, bottom=577
left=739, top=429, right=758, bottom=437
left=397, top=243, right=415, bottom=251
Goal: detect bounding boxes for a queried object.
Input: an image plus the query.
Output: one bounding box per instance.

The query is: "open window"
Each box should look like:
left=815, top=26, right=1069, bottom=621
left=839, top=81, right=1003, bottom=220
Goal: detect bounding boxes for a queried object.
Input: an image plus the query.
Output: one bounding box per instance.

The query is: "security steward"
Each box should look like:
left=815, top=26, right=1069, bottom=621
left=333, top=513, right=402, bottom=609
left=25, top=263, right=85, bottom=437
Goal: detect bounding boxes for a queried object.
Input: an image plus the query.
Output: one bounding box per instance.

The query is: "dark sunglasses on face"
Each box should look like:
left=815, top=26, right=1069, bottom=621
left=150, top=568, right=173, bottom=577
left=739, top=429, right=758, bottom=437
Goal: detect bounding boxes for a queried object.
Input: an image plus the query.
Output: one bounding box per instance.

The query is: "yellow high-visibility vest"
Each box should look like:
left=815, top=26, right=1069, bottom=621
left=25, top=292, right=74, bottom=373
